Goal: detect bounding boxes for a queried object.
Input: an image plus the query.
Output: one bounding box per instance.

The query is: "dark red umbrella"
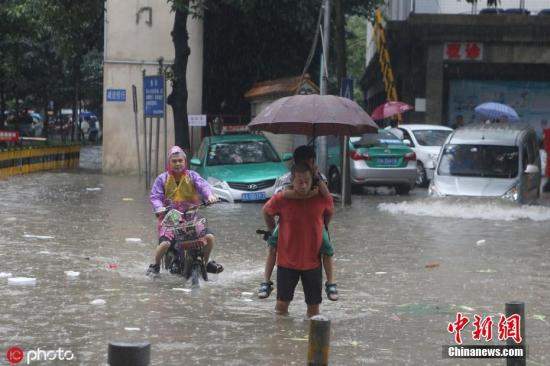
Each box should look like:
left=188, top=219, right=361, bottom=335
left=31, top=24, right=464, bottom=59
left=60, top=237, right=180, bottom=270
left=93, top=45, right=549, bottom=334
left=248, top=94, right=378, bottom=136
left=371, top=101, right=413, bottom=121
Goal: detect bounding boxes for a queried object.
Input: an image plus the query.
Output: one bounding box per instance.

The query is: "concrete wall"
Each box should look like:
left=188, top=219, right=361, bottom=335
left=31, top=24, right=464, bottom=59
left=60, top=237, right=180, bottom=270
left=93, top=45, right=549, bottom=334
left=103, top=0, right=203, bottom=174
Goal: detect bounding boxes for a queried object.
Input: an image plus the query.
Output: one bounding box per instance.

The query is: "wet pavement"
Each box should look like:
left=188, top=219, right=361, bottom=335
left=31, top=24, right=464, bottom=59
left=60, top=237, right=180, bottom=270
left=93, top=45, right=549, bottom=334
left=0, top=146, right=549, bottom=365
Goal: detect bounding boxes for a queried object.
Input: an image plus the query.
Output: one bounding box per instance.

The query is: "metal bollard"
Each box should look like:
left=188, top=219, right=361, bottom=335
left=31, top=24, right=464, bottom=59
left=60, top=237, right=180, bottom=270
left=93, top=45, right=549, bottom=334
left=307, top=315, right=331, bottom=366
left=108, top=342, right=150, bottom=366
left=505, top=302, right=525, bottom=366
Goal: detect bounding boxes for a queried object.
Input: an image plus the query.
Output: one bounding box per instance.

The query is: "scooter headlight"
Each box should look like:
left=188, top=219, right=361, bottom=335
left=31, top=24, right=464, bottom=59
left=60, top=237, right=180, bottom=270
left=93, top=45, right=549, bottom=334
left=207, top=177, right=227, bottom=190
left=273, top=173, right=290, bottom=193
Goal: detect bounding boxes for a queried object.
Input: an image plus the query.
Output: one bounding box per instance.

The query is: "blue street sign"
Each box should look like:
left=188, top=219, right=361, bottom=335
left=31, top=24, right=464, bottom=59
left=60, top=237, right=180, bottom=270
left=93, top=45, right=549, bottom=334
left=106, top=89, right=127, bottom=102
left=340, top=77, right=354, bottom=100
left=143, top=75, right=165, bottom=117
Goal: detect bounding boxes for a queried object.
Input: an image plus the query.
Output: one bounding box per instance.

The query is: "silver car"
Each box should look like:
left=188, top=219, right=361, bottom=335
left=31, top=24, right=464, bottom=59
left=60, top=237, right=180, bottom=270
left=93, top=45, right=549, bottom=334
left=430, top=123, right=541, bottom=204
left=327, top=130, right=417, bottom=195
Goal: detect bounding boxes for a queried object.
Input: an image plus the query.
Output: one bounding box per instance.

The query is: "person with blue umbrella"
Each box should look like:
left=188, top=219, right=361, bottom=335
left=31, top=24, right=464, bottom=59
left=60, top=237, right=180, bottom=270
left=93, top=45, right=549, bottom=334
left=474, top=102, right=519, bottom=123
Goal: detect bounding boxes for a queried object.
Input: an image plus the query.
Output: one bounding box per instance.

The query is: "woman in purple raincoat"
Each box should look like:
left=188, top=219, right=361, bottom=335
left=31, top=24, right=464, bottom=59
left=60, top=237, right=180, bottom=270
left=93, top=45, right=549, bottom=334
left=146, top=146, right=223, bottom=276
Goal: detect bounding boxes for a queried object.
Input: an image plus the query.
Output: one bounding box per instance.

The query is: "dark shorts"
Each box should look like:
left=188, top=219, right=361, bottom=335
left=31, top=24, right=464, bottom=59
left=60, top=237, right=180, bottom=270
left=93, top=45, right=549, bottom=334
left=276, top=266, right=322, bottom=305
left=159, top=227, right=214, bottom=248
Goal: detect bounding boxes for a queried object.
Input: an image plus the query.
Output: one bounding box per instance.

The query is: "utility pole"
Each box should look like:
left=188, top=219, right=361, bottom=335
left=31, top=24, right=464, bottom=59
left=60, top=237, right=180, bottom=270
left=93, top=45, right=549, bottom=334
left=317, top=0, right=331, bottom=175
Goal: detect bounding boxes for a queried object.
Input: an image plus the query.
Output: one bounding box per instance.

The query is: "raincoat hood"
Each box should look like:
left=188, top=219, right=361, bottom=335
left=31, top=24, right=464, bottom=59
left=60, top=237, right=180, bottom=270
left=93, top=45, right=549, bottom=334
left=167, top=146, right=187, bottom=175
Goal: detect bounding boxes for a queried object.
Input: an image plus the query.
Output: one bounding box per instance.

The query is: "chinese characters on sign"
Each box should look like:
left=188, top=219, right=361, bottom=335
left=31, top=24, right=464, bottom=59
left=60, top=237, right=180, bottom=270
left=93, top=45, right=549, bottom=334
left=188, top=115, right=207, bottom=127
left=143, top=75, right=165, bottom=117
left=0, top=131, right=19, bottom=142
left=443, top=42, right=483, bottom=61
left=106, top=89, right=127, bottom=102
left=448, top=312, right=522, bottom=345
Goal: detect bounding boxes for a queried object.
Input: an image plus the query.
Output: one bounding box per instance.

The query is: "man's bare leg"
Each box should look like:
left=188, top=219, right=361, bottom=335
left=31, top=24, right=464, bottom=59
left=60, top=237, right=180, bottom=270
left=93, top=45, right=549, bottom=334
left=275, top=300, right=290, bottom=315
left=154, top=241, right=171, bottom=265
left=306, top=304, right=320, bottom=318
left=203, top=234, right=215, bottom=263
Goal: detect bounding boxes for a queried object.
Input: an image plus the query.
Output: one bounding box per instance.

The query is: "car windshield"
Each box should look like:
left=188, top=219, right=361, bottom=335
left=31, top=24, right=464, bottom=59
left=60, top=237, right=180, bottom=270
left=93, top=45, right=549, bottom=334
left=438, top=144, right=519, bottom=178
left=206, top=140, right=280, bottom=166
left=412, top=130, right=452, bottom=146
left=352, top=130, right=404, bottom=148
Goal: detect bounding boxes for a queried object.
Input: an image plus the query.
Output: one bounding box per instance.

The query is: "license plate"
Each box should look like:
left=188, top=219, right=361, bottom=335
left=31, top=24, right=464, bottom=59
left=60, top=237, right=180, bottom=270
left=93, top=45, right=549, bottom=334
left=378, top=157, right=398, bottom=165
left=241, top=192, right=267, bottom=201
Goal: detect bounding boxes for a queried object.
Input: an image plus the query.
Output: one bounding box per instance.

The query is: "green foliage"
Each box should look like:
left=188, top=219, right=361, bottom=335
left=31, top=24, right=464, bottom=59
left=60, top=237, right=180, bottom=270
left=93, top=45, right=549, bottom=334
left=345, top=15, right=367, bottom=102
left=203, top=0, right=324, bottom=115
left=0, top=0, right=105, bottom=117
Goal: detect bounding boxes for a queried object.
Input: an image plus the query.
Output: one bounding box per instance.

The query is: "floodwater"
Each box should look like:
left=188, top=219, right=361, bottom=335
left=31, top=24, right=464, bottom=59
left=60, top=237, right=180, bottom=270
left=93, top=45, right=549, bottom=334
left=0, top=146, right=549, bottom=365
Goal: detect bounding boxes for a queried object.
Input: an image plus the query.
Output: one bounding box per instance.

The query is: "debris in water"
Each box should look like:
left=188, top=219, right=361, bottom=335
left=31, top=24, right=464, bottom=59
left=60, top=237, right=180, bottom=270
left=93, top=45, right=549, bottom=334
left=242, top=298, right=253, bottom=302
left=124, top=327, right=141, bottom=331
left=285, top=337, right=308, bottom=341
left=375, top=272, right=387, bottom=275
left=91, top=299, right=106, bottom=305
left=425, top=262, right=440, bottom=269
left=8, top=277, right=36, bottom=286
left=172, top=288, right=192, bottom=293
left=351, top=341, right=359, bottom=347
left=86, top=187, right=102, bottom=191
left=241, top=292, right=254, bottom=296
left=0, top=272, right=13, bottom=278
left=122, top=198, right=134, bottom=201
left=23, top=234, right=54, bottom=240
left=532, top=314, right=546, bottom=322
left=65, top=271, right=80, bottom=277
left=476, top=239, right=486, bottom=246
left=125, top=238, right=142, bottom=243
left=459, top=305, right=475, bottom=312
left=106, top=263, right=118, bottom=270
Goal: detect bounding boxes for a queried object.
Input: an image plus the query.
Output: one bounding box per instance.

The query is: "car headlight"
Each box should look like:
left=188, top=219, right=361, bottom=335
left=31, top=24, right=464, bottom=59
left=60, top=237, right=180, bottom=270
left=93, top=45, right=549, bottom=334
left=502, top=186, right=519, bottom=202
left=207, top=177, right=227, bottom=189
left=274, top=173, right=290, bottom=191
left=428, top=182, right=444, bottom=197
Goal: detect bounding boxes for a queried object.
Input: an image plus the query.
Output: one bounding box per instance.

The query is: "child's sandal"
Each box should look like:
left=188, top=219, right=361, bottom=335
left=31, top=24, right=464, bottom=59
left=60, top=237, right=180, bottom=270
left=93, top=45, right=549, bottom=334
left=258, top=281, right=273, bottom=299
left=325, top=282, right=338, bottom=301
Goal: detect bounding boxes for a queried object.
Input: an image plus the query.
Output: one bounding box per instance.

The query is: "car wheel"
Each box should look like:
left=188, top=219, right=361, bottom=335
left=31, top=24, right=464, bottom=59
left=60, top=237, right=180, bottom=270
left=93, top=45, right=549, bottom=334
left=395, top=185, right=411, bottom=195
left=416, top=162, right=428, bottom=187
left=328, top=167, right=341, bottom=193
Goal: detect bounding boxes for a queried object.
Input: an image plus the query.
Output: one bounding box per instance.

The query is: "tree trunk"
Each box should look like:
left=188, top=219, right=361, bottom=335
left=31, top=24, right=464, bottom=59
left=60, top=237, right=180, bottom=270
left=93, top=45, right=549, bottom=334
left=167, top=3, right=191, bottom=151
left=334, top=0, right=352, bottom=205
left=334, top=0, right=346, bottom=92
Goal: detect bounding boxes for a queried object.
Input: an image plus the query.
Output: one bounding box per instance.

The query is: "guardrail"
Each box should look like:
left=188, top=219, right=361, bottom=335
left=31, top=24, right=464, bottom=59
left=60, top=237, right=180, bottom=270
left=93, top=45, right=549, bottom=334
left=0, top=144, right=80, bottom=179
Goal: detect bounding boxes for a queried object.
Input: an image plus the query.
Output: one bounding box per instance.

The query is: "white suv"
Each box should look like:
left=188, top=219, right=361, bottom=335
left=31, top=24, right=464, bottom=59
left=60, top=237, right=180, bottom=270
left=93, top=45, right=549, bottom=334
left=398, top=124, right=453, bottom=187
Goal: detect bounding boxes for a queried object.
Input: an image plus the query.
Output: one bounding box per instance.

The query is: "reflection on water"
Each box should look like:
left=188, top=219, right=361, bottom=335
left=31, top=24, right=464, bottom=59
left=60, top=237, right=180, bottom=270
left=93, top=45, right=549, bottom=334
left=0, top=147, right=548, bottom=365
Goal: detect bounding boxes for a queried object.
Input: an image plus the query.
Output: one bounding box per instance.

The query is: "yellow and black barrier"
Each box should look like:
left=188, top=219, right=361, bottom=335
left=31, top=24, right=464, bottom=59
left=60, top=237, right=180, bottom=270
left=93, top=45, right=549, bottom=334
left=0, top=145, right=80, bottom=179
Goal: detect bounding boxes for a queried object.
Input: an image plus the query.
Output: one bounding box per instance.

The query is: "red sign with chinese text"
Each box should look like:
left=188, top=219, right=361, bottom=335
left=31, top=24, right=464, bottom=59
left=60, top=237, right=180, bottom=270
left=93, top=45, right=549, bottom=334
left=0, top=131, right=19, bottom=142
left=448, top=313, right=523, bottom=345
left=444, top=42, right=483, bottom=61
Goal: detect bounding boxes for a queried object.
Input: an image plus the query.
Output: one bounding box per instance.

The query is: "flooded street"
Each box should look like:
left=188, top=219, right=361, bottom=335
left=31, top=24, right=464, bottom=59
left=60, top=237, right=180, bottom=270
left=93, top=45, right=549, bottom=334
left=1, top=146, right=549, bottom=365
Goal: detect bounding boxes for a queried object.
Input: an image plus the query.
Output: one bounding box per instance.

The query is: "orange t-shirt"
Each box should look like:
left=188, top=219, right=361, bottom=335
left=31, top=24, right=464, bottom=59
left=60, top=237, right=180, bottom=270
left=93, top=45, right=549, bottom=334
left=263, top=192, right=334, bottom=270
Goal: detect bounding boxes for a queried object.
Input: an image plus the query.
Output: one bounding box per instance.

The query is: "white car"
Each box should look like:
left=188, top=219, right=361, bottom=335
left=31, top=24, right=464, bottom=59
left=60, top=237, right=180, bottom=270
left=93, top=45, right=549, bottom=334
left=398, top=124, right=453, bottom=187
